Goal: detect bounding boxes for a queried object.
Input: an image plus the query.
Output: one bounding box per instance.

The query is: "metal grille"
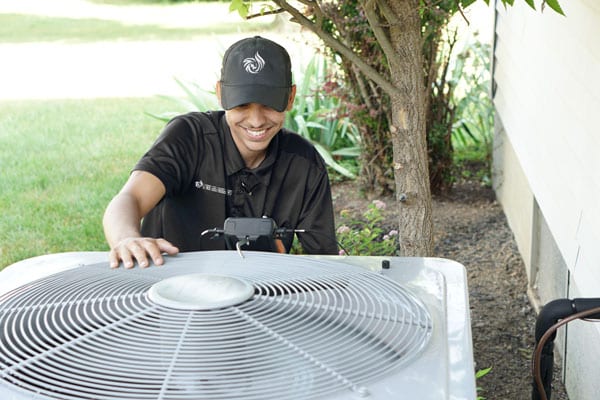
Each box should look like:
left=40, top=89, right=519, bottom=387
left=0, top=252, right=432, bottom=400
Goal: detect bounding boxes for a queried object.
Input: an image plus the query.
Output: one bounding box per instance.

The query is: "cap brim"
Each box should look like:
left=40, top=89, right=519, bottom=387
left=220, top=84, right=290, bottom=112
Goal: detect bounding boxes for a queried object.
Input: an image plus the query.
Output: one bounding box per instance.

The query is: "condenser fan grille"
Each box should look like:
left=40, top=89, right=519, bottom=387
left=0, top=252, right=433, bottom=400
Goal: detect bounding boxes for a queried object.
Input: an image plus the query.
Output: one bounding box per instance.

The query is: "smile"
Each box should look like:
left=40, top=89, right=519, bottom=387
left=244, top=127, right=270, bottom=138
left=247, top=128, right=266, bottom=136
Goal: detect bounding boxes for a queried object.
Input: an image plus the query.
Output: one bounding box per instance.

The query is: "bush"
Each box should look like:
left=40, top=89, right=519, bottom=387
left=285, top=54, right=361, bottom=179
left=451, top=38, right=494, bottom=185
left=336, top=200, right=399, bottom=256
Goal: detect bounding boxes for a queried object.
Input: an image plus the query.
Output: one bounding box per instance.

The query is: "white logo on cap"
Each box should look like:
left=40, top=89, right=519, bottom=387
left=243, top=52, right=265, bottom=74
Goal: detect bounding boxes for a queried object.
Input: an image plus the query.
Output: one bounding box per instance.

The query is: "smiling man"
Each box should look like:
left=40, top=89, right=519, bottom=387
left=103, top=36, right=338, bottom=269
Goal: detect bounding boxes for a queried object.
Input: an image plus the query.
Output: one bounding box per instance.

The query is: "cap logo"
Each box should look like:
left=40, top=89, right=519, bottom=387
left=242, top=52, right=265, bottom=74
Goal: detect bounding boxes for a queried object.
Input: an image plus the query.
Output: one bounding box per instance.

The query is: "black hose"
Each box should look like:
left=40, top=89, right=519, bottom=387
left=532, top=298, right=600, bottom=400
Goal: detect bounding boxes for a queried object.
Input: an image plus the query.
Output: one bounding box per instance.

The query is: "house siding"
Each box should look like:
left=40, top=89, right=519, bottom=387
left=493, top=0, right=600, bottom=398
left=492, top=117, right=534, bottom=282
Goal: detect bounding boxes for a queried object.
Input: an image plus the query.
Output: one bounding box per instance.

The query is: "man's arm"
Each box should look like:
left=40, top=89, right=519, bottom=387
left=103, top=170, right=179, bottom=268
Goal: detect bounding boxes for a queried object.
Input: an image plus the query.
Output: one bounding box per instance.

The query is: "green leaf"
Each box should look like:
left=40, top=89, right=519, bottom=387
left=476, top=367, right=492, bottom=379
left=305, top=121, right=327, bottom=130
left=229, top=0, right=249, bottom=19
left=523, top=0, right=536, bottom=10
left=543, top=0, right=565, bottom=15
left=461, top=0, right=479, bottom=8
left=332, top=147, right=361, bottom=157
left=313, top=143, right=356, bottom=178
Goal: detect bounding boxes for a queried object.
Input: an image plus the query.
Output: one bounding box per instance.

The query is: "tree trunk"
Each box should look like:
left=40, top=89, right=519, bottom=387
left=265, top=0, right=434, bottom=255
left=387, top=0, right=433, bottom=256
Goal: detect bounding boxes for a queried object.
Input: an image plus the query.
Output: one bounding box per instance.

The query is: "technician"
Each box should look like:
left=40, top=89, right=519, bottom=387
left=103, top=36, right=338, bottom=269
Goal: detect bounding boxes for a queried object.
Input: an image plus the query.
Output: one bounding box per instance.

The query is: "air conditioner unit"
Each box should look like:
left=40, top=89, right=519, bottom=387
left=0, top=251, right=476, bottom=399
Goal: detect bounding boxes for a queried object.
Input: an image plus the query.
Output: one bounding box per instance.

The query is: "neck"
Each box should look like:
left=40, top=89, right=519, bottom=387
left=244, top=152, right=266, bottom=169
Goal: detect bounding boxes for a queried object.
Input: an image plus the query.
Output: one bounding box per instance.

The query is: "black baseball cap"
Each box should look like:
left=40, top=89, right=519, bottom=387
left=220, top=36, right=292, bottom=112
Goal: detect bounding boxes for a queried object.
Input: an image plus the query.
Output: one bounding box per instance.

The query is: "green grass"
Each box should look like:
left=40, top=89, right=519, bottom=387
left=0, top=97, right=174, bottom=269
left=0, top=3, right=279, bottom=269
left=0, top=13, right=274, bottom=43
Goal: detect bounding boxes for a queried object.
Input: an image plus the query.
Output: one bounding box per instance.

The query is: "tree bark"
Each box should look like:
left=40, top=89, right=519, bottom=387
left=386, top=0, right=433, bottom=256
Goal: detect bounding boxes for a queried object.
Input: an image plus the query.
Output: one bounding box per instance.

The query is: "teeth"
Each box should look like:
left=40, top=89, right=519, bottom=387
left=247, top=129, right=266, bottom=137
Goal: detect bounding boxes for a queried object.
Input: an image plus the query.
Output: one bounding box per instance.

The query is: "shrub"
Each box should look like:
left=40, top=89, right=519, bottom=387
left=335, top=200, right=399, bottom=256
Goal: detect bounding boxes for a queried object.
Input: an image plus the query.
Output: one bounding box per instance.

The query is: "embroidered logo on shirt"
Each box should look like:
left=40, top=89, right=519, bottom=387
left=195, top=180, right=232, bottom=196
left=243, top=52, right=265, bottom=74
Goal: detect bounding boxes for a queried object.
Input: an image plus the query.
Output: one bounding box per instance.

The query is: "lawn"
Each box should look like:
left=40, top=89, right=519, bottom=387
left=0, top=12, right=273, bottom=43
left=0, top=3, right=273, bottom=269
left=0, top=97, right=173, bottom=269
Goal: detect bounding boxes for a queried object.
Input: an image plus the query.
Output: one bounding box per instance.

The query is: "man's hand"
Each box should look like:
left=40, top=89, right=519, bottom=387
left=109, top=237, right=179, bottom=269
left=103, top=171, right=174, bottom=269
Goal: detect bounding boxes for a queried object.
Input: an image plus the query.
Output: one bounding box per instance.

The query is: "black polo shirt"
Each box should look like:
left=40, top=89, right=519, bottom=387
left=136, top=111, right=338, bottom=254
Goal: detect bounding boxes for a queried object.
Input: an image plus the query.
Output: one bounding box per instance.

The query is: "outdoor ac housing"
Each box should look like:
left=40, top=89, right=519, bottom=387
left=0, top=251, right=476, bottom=399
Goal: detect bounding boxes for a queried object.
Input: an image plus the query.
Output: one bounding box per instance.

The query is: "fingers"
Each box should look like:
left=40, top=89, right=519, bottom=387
left=108, top=248, right=121, bottom=269
left=156, top=238, right=179, bottom=255
left=109, top=238, right=179, bottom=269
left=144, top=239, right=179, bottom=266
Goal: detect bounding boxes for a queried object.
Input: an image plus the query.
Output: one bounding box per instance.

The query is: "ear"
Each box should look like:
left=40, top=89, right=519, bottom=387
left=285, top=85, right=297, bottom=111
left=215, top=81, right=223, bottom=107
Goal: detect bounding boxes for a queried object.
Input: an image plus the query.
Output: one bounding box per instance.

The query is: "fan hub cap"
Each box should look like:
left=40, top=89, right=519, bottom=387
left=147, top=273, right=254, bottom=310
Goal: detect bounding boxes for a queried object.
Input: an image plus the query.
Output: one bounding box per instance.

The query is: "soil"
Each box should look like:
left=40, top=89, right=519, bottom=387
left=331, top=179, right=569, bottom=400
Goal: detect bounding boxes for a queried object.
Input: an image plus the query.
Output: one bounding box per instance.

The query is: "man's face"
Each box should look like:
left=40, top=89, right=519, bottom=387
left=217, top=83, right=296, bottom=167
left=226, top=103, right=286, bottom=159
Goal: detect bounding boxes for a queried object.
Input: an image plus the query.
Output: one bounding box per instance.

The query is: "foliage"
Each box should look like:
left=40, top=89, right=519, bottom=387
left=146, top=77, right=220, bottom=122
left=475, top=367, right=492, bottom=400
left=425, top=23, right=495, bottom=191
left=310, top=0, right=395, bottom=194
left=290, top=199, right=398, bottom=257
left=451, top=38, right=494, bottom=152
left=336, top=200, right=399, bottom=256
left=228, top=0, right=566, bottom=18
left=451, top=37, right=494, bottom=184
left=422, top=2, right=462, bottom=194
left=149, top=55, right=362, bottom=179
left=284, top=54, right=361, bottom=179
left=492, top=0, right=564, bottom=15
left=228, top=0, right=564, bottom=258
left=228, top=0, right=564, bottom=257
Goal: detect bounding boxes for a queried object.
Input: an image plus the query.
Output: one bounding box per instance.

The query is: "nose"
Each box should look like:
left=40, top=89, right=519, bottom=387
left=245, top=104, right=267, bottom=128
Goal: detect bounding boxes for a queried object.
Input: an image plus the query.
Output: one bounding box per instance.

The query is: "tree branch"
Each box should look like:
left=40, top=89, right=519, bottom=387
left=359, top=0, right=402, bottom=69
left=245, top=8, right=285, bottom=19
left=272, top=0, right=401, bottom=98
left=375, top=0, right=400, bottom=27
left=352, top=64, right=374, bottom=110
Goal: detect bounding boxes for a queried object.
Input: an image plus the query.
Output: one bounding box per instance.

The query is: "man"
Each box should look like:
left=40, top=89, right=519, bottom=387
left=103, top=36, right=338, bottom=269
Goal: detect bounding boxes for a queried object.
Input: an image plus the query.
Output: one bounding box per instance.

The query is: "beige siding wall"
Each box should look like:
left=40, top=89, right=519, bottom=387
left=494, top=0, right=600, bottom=298
left=493, top=1, right=600, bottom=398
left=492, top=118, right=534, bottom=283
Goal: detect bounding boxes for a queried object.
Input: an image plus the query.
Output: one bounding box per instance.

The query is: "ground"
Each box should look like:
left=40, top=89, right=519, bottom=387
left=331, top=180, right=569, bottom=400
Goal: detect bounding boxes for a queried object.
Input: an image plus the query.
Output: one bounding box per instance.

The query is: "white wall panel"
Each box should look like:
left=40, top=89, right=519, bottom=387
left=494, top=0, right=600, bottom=297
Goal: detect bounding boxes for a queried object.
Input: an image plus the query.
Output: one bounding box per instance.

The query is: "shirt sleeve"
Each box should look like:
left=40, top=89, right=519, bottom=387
left=134, top=117, right=201, bottom=196
left=296, top=165, right=339, bottom=255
